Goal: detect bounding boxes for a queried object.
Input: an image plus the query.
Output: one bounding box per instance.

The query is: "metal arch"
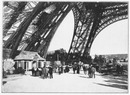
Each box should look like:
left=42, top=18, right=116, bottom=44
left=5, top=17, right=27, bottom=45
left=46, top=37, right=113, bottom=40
left=85, top=9, right=128, bottom=56
left=94, top=15, right=128, bottom=40
left=20, top=3, right=75, bottom=57
left=93, top=2, right=128, bottom=38
left=68, top=6, right=80, bottom=54
left=88, top=15, right=128, bottom=54
left=19, top=3, right=57, bottom=49
left=68, top=7, right=94, bottom=60
left=69, top=7, right=85, bottom=54
left=16, top=3, right=60, bottom=52
left=37, top=3, right=75, bottom=57
left=24, top=3, right=67, bottom=51
left=90, top=3, right=128, bottom=46
left=69, top=2, right=100, bottom=56
left=4, top=2, right=54, bottom=58
left=3, top=2, right=128, bottom=59
left=79, top=3, right=128, bottom=59
left=3, top=1, right=53, bottom=45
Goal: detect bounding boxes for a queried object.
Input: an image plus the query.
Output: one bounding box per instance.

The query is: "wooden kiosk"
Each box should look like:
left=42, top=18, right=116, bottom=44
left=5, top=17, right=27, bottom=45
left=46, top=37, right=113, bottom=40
left=14, top=51, right=45, bottom=71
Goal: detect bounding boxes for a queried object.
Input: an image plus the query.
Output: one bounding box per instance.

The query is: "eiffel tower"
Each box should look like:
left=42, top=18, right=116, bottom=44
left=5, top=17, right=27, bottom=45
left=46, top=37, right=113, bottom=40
left=3, top=1, right=128, bottom=62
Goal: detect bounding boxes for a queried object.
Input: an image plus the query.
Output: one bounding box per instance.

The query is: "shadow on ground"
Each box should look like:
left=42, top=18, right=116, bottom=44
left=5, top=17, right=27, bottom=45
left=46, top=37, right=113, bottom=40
left=101, top=74, right=128, bottom=81
left=95, top=82, right=128, bottom=90
left=95, top=74, right=128, bottom=90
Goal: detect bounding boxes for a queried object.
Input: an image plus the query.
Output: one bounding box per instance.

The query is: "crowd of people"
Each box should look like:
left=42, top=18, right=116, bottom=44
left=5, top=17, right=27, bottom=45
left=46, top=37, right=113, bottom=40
left=31, top=61, right=71, bottom=79
left=3, top=54, right=126, bottom=79
left=31, top=55, right=125, bottom=80
left=31, top=60, right=96, bottom=79
left=72, top=61, right=96, bottom=78
left=31, top=61, right=53, bottom=79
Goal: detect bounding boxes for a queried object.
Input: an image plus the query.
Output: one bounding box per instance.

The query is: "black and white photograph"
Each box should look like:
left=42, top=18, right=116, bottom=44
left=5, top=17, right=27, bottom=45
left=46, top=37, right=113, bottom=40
left=1, top=0, right=129, bottom=93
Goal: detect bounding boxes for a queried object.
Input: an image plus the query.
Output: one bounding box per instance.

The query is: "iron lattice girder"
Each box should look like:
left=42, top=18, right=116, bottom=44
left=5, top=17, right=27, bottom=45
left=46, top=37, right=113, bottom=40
left=83, top=2, right=128, bottom=56
left=24, top=3, right=68, bottom=51
left=3, top=1, right=39, bottom=46
left=3, top=2, right=128, bottom=59
left=31, top=3, right=75, bottom=57
left=68, top=2, right=128, bottom=59
left=3, top=1, right=38, bottom=33
left=4, top=2, right=49, bottom=48
left=4, top=2, right=54, bottom=58
left=3, top=2, right=27, bottom=37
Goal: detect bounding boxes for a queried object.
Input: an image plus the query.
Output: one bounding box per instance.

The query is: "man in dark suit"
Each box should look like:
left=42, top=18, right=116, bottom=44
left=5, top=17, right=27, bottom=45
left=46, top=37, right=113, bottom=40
left=48, top=66, right=53, bottom=79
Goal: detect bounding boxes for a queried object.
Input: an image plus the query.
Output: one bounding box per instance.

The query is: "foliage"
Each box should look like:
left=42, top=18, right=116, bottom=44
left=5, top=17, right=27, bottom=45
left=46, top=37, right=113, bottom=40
left=93, top=55, right=106, bottom=67
left=3, top=58, right=15, bottom=71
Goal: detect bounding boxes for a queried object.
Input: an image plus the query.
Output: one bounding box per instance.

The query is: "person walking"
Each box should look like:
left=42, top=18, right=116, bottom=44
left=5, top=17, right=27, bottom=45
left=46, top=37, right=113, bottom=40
left=41, top=64, right=48, bottom=79
left=72, top=62, right=77, bottom=74
left=48, top=65, right=53, bottom=79
left=77, top=64, right=80, bottom=74
left=83, top=64, right=88, bottom=75
left=58, top=66, right=61, bottom=75
left=32, top=61, right=37, bottom=76
left=88, top=65, right=96, bottom=78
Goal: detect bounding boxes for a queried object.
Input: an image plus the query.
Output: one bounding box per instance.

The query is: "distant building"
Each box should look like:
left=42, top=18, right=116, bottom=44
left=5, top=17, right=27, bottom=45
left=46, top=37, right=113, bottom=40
left=46, top=48, right=67, bottom=61
left=97, top=54, right=128, bottom=62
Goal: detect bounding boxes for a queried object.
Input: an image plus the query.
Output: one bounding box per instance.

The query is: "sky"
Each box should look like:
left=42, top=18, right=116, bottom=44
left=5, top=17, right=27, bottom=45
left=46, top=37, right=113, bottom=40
left=90, top=20, right=128, bottom=55
left=48, top=10, right=128, bottom=55
left=48, top=10, right=74, bottom=52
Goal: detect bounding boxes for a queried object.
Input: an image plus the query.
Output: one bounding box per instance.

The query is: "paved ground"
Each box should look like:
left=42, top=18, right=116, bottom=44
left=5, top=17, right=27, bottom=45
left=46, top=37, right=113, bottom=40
left=2, top=69, right=128, bottom=93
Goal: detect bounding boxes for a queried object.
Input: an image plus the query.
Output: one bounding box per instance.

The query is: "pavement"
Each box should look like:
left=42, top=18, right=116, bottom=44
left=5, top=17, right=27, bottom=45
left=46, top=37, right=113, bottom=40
left=1, top=69, right=128, bottom=93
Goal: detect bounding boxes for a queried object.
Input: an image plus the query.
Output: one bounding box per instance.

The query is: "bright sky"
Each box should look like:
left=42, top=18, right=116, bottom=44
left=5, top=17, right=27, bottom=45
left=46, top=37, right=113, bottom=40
left=48, top=10, right=128, bottom=55
left=90, top=20, right=128, bottom=55
left=48, top=10, right=74, bottom=52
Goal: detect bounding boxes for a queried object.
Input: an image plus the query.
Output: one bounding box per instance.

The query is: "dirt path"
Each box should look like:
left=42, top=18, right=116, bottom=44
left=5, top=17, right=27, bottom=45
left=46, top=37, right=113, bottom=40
left=2, top=70, right=128, bottom=93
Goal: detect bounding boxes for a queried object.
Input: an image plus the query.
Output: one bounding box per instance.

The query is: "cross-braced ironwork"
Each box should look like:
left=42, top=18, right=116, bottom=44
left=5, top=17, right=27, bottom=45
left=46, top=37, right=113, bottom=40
left=68, top=2, right=128, bottom=62
left=3, top=2, right=128, bottom=61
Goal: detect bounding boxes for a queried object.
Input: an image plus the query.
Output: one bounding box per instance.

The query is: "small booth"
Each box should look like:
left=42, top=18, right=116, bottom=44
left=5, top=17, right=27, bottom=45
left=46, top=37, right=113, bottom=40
left=14, top=51, right=45, bottom=71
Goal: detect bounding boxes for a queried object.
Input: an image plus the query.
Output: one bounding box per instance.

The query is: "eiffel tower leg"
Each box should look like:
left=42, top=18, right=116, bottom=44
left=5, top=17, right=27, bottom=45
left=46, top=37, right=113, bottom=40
left=5, top=3, right=48, bottom=58
left=38, top=4, right=74, bottom=57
